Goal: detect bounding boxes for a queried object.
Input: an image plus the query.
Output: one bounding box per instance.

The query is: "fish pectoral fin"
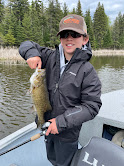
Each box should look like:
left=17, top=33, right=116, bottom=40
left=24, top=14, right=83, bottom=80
left=36, top=82, right=42, bottom=87
left=29, top=87, right=33, bottom=93
left=33, top=105, right=37, bottom=112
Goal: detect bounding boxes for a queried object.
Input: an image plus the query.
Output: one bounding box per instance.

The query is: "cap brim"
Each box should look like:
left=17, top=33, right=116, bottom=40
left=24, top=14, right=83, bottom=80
left=57, top=27, right=85, bottom=36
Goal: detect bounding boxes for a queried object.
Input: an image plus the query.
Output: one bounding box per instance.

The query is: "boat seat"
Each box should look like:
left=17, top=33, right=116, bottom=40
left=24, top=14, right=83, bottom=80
left=71, top=136, right=124, bottom=166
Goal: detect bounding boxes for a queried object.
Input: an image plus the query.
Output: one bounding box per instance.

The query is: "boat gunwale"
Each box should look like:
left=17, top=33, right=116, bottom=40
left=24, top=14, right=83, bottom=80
left=0, top=122, right=37, bottom=150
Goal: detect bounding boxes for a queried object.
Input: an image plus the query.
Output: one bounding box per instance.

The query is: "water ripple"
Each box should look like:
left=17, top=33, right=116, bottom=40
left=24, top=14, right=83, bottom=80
left=0, top=57, right=124, bottom=139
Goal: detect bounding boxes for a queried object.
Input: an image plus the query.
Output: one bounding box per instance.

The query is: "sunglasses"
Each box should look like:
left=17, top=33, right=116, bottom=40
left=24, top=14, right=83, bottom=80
left=60, top=31, right=82, bottom=38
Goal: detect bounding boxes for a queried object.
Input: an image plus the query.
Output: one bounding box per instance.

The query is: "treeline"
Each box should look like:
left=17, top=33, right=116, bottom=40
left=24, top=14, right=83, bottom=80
left=0, top=0, right=124, bottom=49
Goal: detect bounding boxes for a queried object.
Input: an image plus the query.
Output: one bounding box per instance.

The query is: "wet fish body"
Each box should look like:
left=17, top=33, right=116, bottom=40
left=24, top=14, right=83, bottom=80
left=30, top=68, right=51, bottom=126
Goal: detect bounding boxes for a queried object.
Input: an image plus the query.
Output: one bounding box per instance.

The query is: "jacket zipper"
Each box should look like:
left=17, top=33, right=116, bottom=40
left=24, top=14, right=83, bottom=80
left=53, top=48, right=81, bottom=94
left=54, top=67, right=67, bottom=94
left=54, top=83, right=59, bottom=93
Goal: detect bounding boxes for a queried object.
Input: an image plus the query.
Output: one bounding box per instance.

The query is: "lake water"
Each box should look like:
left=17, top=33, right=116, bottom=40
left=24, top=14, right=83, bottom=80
left=0, top=56, right=124, bottom=140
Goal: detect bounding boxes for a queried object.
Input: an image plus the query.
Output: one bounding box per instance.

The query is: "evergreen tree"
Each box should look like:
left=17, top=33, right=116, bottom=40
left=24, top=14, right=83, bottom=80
left=112, top=12, right=124, bottom=49
left=16, top=19, right=25, bottom=46
left=2, top=5, right=20, bottom=44
left=0, top=0, right=123, bottom=49
left=38, top=1, right=47, bottom=45
left=93, top=2, right=108, bottom=48
left=46, top=0, right=55, bottom=47
left=0, top=32, right=5, bottom=46
left=71, top=8, right=76, bottom=14
left=118, top=12, right=124, bottom=48
left=8, top=0, right=29, bottom=22
left=9, top=10, right=18, bottom=39
left=0, top=0, right=4, bottom=23
left=30, top=0, right=45, bottom=45
left=1, top=6, right=11, bottom=35
left=63, top=2, right=69, bottom=16
left=55, top=0, right=63, bottom=32
left=112, top=17, right=120, bottom=49
left=103, top=29, right=113, bottom=48
left=4, top=29, right=16, bottom=46
left=76, top=0, right=83, bottom=16
left=46, top=0, right=62, bottom=47
left=22, top=13, right=33, bottom=41
left=1, top=1, right=30, bottom=46
left=85, top=9, right=96, bottom=49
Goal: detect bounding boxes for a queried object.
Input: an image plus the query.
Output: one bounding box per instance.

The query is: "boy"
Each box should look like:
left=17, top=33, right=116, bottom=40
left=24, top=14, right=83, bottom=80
left=19, top=14, right=102, bottom=166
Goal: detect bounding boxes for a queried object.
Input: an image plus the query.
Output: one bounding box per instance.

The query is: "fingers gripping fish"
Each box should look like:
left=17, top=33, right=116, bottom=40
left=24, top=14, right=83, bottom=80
left=30, top=68, right=52, bottom=127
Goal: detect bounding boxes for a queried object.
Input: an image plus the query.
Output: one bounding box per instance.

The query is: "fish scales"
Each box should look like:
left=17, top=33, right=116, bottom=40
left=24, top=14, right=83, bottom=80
left=30, top=68, right=51, bottom=126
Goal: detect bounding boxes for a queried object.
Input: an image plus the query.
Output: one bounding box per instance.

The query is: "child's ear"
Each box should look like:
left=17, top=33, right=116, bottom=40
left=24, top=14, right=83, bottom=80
left=82, top=36, right=89, bottom=45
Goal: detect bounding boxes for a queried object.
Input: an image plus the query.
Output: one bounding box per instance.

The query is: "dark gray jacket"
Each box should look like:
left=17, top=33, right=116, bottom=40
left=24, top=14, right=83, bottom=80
left=19, top=41, right=102, bottom=142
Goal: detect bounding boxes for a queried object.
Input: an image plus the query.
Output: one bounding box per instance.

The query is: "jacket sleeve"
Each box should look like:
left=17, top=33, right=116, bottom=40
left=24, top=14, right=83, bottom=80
left=19, top=41, right=53, bottom=68
left=56, top=66, right=102, bottom=133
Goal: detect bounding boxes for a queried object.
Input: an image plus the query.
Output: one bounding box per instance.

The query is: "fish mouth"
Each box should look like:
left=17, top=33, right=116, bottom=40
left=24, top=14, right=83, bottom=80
left=37, top=69, right=42, bottom=72
left=36, top=68, right=45, bottom=76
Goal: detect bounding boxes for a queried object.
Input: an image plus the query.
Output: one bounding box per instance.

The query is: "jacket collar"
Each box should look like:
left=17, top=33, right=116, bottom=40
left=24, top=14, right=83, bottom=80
left=59, top=44, right=69, bottom=76
left=56, top=41, right=92, bottom=64
left=55, top=41, right=92, bottom=82
left=72, top=41, right=92, bottom=62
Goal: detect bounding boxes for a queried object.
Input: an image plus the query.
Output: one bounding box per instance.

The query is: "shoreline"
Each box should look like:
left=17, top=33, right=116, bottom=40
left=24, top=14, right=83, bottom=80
left=92, top=50, right=124, bottom=56
left=0, top=47, right=124, bottom=62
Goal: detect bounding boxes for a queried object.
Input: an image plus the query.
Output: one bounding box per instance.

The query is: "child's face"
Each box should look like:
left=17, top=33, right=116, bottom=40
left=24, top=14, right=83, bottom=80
left=60, top=31, right=88, bottom=58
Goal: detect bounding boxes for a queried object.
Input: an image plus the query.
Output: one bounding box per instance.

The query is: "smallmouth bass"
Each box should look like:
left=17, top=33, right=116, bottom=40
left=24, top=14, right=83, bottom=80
left=30, top=68, right=52, bottom=126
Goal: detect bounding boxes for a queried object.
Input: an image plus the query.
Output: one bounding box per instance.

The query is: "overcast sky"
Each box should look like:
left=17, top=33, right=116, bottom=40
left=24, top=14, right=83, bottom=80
left=58, top=0, right=124, bottom=24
